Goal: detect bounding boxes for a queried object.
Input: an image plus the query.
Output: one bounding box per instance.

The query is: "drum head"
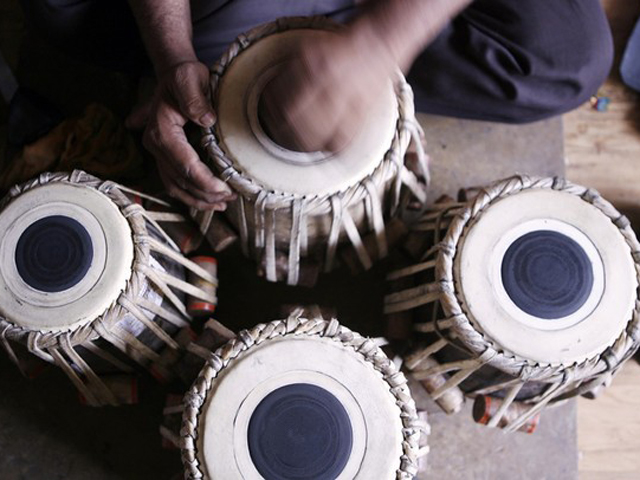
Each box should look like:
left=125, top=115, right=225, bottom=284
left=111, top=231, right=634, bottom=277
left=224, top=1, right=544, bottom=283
left=192, top=332, right=405, bottom=479
left=0, top=183, right=134, bottom=332
left=453, top=188, right=638, bottom=365
left=215, top=28, right=398, bottom=197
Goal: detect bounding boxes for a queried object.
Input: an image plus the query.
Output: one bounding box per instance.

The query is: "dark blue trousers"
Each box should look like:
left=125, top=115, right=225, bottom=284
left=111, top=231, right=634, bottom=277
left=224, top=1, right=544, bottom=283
left=21, top=0, right=613, bottom=123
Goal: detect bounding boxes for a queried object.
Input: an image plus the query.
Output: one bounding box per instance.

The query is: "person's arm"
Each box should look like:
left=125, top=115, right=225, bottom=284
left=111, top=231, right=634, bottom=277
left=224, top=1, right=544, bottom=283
left=129, top=0, right=196, bottom=75
left=354, top=0, right=472, bottom=72
left=127, top=0, right=234, bottom=210
left=260, top=0, right=472, bottom=152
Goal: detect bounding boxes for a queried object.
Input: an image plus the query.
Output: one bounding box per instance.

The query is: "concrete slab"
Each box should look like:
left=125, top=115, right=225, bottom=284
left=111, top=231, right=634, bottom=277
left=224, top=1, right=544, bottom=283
left=425, top=401, right=577, bottom=480
left=419, top=113, right=565, bottom=202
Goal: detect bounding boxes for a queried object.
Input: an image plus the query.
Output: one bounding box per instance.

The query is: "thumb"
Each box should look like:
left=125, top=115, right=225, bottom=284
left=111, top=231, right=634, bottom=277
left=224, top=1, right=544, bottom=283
left=172, top=63, right=216, bottom=128
left=125, top=101, right=152, bottom=130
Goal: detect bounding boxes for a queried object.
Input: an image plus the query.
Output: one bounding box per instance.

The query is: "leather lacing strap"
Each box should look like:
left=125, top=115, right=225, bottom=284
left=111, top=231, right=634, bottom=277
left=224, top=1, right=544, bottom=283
left=287, top=198, right=306, bottom=285
left=0, top=324, right=21, bottom=371
left=325, top=195, right=343, bottom=273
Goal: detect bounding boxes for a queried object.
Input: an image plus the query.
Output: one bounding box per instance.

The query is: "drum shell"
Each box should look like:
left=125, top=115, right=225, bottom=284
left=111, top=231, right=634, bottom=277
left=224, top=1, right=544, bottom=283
left=177, top=316, right=426, bottom=480
left=0, top=171, right=218, bottom=406
left=391, top=206, right=558, bottom=402
left=198, top=17, right=429, bottom=285
left=62, top=217, right=189, bottom=376
left=223, top=171, right=392, bottom=252
left=385, top=175, right=640, bottom=429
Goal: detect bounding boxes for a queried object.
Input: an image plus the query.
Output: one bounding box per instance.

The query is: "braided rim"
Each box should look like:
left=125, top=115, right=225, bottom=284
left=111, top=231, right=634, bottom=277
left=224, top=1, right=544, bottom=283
left=180, top=316, right=424, bottom=479
left=436, top=175, right=640, bottom=383
left=200, top=15, right=423, bottom=213
left=0, top=170, right=154, bottom=348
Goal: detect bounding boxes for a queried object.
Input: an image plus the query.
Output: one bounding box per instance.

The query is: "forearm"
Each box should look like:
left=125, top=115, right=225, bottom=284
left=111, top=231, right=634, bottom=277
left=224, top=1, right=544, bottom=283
left=128, top=0, right=196, bottom=74
left=352, top=0, right=473, bottom=71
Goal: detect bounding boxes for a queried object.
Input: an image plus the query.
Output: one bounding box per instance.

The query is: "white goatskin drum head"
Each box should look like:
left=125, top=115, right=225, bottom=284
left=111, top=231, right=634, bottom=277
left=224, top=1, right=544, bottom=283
left=455, top=189, right=637, bottom=365
left=216, top=28, right=398, bottom=197
left=0, top=183, right=134, bottom=332
left=196, top=336, right=404, bottom=480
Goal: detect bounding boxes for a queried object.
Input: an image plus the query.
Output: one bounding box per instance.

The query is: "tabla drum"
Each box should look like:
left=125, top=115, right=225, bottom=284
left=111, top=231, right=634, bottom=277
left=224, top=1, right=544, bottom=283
left=384, top=175, right=640, bottom=432
left=0, top=170, right=218, bottom=406
left=166, top=314, right=427, bottom=479
left=194, top=16, right=430, bottom=286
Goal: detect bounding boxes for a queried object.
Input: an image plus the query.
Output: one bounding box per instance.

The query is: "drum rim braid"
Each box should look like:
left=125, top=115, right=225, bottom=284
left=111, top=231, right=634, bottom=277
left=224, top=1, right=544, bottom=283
left=0, top=170, right=217, bottom=406
left=0, top=171, right=149, bottom=343
left=180, top=314, right=425, bottom=480
left=436, top=174, right=640, bottom=382
left=195, top=16, right=429, bottom=284
left=200, top=16, right=425, bottom=208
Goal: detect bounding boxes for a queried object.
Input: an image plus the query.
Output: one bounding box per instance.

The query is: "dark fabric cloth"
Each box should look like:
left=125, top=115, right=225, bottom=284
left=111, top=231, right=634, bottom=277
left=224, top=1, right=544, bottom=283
left=190, top=0, right=359, bottom=66
left=20, top=0, right=150, bottom=74
left=20, top=0, right=613, bottom=123
left=409, top=0, right=613, bottom=122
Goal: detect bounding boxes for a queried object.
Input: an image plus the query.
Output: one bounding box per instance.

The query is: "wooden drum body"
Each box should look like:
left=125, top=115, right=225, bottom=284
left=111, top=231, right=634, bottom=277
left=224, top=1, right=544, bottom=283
left=165, top=314, right=427, bottom=479
left=385, top=176, right=640, bottom=432
left=0, top=171, right=218, bottom=406
left=194, top=17, right=429, bottom=285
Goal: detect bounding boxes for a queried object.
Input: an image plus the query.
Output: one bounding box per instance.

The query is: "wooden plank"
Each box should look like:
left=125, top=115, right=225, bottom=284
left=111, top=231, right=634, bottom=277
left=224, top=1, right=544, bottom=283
left=578, top=361, right=640, bottom=478
left=564, top=79, right=640, bottom=211
left=565, top=0, right=640, bottom=212
left=568, top=3, right=640, bottom=479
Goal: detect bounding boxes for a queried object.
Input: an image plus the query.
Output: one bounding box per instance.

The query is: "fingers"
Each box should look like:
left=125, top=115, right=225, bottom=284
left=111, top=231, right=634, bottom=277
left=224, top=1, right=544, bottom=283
left=135, top=61, right=234, bottom=211
left=323, top=93, right=370, bottom=152
left=158, top=163, right=228, bottom=211
left=143, top=100, right=235, bottom=209
left=258, top=41, right=375, bottom=154
left=125, top=101, right=152, bottom=130
left=167, top=158, right=234, bottom=205
left=270, top=79, right=356, bottom=153
left=126, top=77, right=157, bottom=130
left=169, top=62, right=216, bottom=128
left=260, top=68, right=331, bottom=152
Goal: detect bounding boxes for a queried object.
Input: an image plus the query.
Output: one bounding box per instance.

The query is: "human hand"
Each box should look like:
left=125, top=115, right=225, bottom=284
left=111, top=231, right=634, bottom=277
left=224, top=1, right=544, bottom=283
left=259, top=26, right=398, bottom=153
left=127, top=61, right=235, bottom=210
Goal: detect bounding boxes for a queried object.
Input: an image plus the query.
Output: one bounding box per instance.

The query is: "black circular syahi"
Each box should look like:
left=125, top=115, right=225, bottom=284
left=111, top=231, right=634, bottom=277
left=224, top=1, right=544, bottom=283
left=500, top=230, right=594, bottom=319
left=15, top=215, right=94, bottom=293
left=247, top=383, right=353, bottom=480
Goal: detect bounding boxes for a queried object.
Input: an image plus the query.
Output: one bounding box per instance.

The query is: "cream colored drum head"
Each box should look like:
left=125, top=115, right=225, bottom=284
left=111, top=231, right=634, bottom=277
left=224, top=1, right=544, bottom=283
left=191, top=328, right=406, bottom=479
left=454, top=188, right=638, bottom=365
left=0, top=183, right=134, bottom=332
left=216, top=28, right=398, bottom=197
